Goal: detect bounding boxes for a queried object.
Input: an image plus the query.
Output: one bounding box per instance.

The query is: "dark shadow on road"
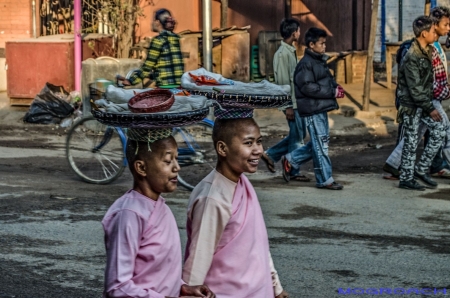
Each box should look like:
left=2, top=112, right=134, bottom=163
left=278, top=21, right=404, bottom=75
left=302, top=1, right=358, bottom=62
left=273, top=226, right=450, bottom=254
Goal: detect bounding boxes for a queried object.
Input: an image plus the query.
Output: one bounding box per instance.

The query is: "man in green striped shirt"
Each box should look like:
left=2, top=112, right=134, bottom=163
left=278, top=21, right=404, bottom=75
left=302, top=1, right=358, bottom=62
left=122, top=9, right=184, bottom=87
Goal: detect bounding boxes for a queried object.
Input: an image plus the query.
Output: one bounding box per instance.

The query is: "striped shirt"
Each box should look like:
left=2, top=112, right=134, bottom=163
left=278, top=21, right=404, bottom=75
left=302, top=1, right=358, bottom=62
left=129, top=30, right=184, bottom=86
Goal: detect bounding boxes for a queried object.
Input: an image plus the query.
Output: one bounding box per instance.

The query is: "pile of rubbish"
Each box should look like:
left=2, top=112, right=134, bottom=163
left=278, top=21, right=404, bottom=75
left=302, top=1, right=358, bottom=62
left=23, top=83, right=82, bottom=127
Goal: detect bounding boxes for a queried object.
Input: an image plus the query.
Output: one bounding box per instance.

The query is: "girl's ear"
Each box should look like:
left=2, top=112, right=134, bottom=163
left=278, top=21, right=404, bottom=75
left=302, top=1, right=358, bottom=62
left=134, top=160, right=147, bottom=177
left=216, top=141, right=228, bottom=158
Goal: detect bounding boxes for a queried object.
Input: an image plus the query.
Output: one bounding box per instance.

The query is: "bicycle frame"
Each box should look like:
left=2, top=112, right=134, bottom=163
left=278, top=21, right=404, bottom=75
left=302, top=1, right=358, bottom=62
left=114, top=127, right=129, bottom=167
left=175, top=118, right=214, bottom=152
left=112, top=118, right=214, bottom=168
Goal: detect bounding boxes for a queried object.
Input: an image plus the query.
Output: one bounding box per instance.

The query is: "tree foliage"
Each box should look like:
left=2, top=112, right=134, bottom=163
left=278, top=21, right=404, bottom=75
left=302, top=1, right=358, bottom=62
left=85, top=0, right=154, bottom=58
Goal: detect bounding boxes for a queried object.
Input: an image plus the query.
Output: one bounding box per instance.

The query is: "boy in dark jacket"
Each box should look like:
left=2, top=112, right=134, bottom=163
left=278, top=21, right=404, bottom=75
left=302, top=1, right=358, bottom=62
left=397, top=16, right=446, bottom=190
left=383, top=7, right=450, bottom=180
left=281, top=27, right=345, bottom=190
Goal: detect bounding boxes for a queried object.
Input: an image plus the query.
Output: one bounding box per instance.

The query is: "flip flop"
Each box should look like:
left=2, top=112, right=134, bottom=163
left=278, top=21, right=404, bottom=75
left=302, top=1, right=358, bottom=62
left=291, top=175, right=311, bottom=182
left=383, top=174, right=399, bottom=180
left=281, top=156, right=291, bottom=182
left=261, top=152, right=276, bottom=173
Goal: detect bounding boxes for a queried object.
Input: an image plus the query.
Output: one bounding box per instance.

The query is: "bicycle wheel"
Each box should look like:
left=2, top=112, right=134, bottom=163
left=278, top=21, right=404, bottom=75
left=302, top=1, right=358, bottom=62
left=173, top=120, right=216, bottom=191
left=66, top=115, right=126, bottom=184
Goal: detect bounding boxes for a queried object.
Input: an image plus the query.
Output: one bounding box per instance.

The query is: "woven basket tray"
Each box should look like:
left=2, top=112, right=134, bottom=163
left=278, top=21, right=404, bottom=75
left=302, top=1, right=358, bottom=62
left=91, top=107, right=210, bottom=128
left=128, top=89, right=175, bottom=113
left=187, top=90, right=291, bottom=109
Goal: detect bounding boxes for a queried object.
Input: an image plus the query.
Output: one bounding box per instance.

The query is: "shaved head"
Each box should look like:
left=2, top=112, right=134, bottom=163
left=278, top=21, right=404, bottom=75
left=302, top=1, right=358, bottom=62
left=212, top=118, right=259, bottom=148
left=126, top=137, right=175, bottom=174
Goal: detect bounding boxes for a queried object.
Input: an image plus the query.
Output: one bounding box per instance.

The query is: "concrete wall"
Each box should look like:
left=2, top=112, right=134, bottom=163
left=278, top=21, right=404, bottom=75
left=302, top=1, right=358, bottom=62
left=0, top=0, right=32, bottom=48
left=135, top=0, right=370, bottom=52
left=135, top=0, right=283, bottom=47
left=292, top=0, right=371, bottom=52
left=136, top=0, right=221, bottom=40
left=374, top=0, right=450, bottom=62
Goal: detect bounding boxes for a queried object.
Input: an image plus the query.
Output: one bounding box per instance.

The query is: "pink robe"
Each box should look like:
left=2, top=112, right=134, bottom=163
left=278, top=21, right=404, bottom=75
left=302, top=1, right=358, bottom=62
left=183, top=170, right=283, bottom=298
left=102, top=190, right=183, bottom=298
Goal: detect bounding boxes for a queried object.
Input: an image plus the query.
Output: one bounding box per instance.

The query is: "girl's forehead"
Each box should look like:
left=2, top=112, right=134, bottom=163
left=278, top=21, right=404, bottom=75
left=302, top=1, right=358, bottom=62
left=232, top=125, right=261, bottom=139
left=155, top=139, right=177, bottom=152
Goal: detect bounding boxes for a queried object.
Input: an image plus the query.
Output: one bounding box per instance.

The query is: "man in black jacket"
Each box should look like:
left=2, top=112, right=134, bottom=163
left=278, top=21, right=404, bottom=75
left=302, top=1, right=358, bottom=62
left=281, top=28, right=345, bottom=190
left=396, top=16, right=446, bottom=190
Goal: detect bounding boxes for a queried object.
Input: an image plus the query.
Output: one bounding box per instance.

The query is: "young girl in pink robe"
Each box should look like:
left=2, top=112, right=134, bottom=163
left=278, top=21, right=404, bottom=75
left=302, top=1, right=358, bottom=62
left=102, top=130, right=215, bottom=298
left=183, top=118, right=289, bottom=298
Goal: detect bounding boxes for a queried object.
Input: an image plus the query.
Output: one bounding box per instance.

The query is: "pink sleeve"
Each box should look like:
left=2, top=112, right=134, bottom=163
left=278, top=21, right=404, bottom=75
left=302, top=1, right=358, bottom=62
left=104, top=210, right=165, bottom=298
left=269, top=252, right=284, bottom=296
left=182, top=198, right=231, bottom=285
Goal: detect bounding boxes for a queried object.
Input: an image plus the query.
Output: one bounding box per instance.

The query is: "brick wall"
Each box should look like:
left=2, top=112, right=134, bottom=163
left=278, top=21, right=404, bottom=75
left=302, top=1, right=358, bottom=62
left=351, top=52, right=367, bottom=84
left=335, top=51, right=373, bottom=84
left=0, top=0, right=32, bottom=48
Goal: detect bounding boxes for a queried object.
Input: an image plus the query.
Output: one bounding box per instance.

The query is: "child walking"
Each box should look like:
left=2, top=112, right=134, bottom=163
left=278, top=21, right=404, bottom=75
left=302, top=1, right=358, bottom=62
left=281, top=27, right=345, bottom=190
left=261, top=18, right=309, bottom=182
left=102, top=128, right=215, bottom=298
left=396, top=16, right=446, bottom=190
left=182, top=110, right=289, bottom=298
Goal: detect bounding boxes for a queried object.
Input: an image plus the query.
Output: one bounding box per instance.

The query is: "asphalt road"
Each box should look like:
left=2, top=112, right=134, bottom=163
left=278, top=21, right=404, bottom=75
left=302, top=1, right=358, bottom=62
left=0, top=123, right=449, bottom=298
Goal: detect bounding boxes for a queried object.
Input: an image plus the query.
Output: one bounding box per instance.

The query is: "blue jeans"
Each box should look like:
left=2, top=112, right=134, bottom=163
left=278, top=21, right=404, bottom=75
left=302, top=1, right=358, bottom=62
left=286, top=112, right=334, bottom=187
left=266, top=109, right=307, bottom=176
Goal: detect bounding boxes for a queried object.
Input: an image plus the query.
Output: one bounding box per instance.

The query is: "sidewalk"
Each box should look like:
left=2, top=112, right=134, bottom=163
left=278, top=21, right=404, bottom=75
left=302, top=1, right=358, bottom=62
left=1, top=83, right=400, bottom=136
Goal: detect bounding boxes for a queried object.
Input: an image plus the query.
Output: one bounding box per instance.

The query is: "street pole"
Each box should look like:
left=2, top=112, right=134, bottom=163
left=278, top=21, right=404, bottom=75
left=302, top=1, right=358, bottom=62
left=221, top=0, right=228, bottom=29
left=31, top=0, right=37, bottom=38
left=398, top=0, right=402, bottom=41
left=424, top=0, right=431, bottom=15
left=285, top=0, right=292, bottom=19
left=74, top=0, right=82, bottom=92
left=202, top=0, right=213, bottom=71
left=362, top=0, right=379, bottom=111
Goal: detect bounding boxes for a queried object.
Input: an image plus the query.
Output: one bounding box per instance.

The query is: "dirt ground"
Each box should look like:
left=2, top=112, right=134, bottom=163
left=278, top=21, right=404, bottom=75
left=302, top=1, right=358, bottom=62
left=0, top=122, right=449, bottom=297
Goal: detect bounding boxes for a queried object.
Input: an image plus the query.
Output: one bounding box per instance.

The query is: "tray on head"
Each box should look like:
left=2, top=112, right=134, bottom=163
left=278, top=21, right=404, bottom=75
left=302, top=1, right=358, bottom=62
left=91, top=106, right=210, bottom=128
left=187, top=90, right=291, bottom=109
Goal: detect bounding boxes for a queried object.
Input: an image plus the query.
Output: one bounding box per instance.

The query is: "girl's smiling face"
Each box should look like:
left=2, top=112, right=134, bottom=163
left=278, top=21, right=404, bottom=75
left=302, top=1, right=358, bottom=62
left=220, top=121, right=263, bottom=181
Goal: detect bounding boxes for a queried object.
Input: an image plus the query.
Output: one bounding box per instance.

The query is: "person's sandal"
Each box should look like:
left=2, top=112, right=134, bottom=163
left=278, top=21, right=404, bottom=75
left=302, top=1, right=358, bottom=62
left=281, top=156, right=291, bottom=182
left=383, top=163, right=400, bottom=179
left=317, top=182, right=343, bottom=190
left=261, top=152, right=276, bottom=173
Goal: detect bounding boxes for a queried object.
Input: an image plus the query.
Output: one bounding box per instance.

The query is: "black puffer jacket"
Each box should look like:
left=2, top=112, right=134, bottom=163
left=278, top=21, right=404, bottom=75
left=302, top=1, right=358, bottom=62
left=294, top=48, right=339, bottom=116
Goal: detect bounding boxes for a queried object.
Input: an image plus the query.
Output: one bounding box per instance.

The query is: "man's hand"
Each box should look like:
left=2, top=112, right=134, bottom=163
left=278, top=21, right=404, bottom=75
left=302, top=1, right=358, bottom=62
left=275, top=290, right=289, bottom=298
left=335, top=85, right=345, bottom=98
left=116, top=75, right=132, bottom=86
left=285, top=108, right=295, bottom=121
left=180, top=284, right=215, bottom=298
left=430, top=109, right=442, bottom=122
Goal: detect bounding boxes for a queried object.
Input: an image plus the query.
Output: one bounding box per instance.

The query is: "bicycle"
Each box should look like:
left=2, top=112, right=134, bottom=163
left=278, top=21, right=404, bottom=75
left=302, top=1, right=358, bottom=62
left=66, top=115, right=216, bottom=191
